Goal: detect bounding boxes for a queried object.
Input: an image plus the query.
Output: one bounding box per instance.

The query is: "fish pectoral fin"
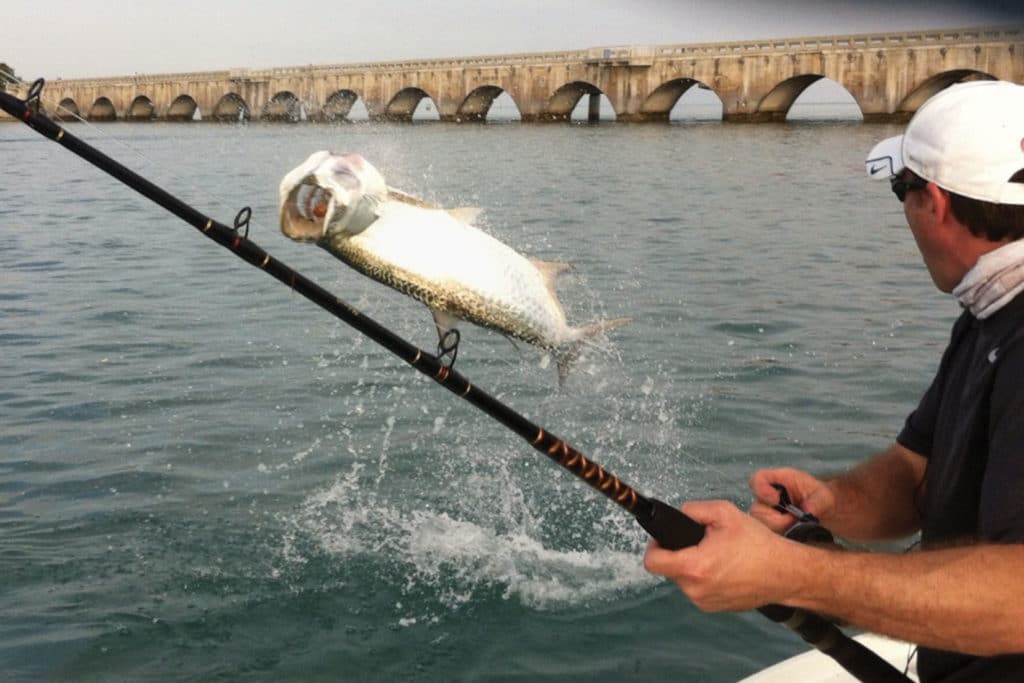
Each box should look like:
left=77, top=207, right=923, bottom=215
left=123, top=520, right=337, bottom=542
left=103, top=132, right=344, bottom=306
left=430, top=309, right=463, bottom=343
left=530, top=260, right=573, bottom=294
left=447, top=207, right=483, bottom=224
left=344, top=195, right=383, bottom=235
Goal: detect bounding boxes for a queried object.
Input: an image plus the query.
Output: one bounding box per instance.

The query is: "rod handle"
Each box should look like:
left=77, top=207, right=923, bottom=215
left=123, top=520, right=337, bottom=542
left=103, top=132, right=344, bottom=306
left=636, top=497, right=705, bottom=550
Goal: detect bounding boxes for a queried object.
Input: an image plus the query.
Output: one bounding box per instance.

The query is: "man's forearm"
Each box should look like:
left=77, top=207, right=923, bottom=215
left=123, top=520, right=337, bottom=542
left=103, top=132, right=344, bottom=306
left=823, top=442, right=926, bottom=541
left=784, top=542, right=1024, bottom=655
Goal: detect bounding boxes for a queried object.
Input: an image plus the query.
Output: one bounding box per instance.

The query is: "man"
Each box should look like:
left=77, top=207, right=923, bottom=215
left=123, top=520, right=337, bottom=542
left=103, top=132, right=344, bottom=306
left=644, top=80, right=1024, bottom=682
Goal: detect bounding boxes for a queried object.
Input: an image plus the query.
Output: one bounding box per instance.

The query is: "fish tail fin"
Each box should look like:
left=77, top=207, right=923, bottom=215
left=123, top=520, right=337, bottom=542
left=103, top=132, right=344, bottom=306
left=555, top=317, right=634, bottom=385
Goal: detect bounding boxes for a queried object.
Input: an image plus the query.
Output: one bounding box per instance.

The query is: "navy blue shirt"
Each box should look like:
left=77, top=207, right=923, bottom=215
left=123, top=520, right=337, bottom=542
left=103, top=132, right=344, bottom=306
left=897, top=293, right=1024, bottom=682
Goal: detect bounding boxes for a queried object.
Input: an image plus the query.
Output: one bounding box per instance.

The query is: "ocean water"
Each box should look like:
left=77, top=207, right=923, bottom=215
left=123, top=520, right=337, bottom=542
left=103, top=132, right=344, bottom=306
left=1, top=110, right=955, bottom=681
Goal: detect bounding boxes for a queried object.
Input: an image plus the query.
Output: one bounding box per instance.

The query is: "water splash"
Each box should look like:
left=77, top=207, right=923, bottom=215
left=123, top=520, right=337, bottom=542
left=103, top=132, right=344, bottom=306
left=282, top=464, right=655, bottom=616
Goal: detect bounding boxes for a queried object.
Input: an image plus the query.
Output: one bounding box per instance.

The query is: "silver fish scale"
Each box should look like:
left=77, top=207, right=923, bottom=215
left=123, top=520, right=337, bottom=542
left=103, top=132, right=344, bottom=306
left=322, top=233, right=553, bottom=348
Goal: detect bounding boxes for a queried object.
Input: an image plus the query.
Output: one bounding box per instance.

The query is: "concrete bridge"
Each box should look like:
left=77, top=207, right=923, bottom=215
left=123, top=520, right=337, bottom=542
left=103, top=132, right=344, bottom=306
left=9, top=25, right=1024, bottom=124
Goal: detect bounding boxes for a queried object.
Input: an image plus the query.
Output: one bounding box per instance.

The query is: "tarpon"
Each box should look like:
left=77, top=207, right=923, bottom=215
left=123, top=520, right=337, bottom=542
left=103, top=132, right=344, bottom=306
left=279, top=151, right=630, bottom=380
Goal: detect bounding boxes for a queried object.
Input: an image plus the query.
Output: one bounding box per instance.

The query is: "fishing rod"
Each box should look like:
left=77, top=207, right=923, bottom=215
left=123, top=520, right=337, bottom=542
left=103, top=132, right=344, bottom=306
left=1, top=81, right=911, bottom=683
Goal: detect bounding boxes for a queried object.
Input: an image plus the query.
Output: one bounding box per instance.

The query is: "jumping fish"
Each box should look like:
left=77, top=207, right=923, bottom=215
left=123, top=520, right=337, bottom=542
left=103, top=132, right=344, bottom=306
left=278, top=152, right=631, bottom=380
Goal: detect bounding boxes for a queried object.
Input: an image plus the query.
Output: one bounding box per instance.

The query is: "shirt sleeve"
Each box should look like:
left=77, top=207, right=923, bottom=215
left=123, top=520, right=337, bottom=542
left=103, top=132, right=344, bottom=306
left=896, top=317, right=969, bottom=459
left=897, top=379, right=939, bottom=459
left=980, top=337, right=1024, bottom=541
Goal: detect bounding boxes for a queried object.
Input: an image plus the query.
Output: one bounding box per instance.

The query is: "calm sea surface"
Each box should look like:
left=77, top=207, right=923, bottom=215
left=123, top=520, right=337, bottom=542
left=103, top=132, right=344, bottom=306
left=2, top=109, right=956, bottom=681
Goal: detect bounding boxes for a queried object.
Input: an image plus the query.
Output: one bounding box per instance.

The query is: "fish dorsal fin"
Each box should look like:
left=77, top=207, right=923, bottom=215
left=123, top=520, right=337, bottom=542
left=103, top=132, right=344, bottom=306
left=385, top=187, right=482, bottom=224
left=387, top=187, right=441, bottom=210
left=447, top=207, right=483, bottom=224
left=530, top=260, right=573, bottom=295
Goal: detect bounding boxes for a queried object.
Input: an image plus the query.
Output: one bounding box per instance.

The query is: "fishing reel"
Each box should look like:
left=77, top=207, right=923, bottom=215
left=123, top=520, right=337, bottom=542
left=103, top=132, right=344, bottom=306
left=771, top=484, right=836, bottom=546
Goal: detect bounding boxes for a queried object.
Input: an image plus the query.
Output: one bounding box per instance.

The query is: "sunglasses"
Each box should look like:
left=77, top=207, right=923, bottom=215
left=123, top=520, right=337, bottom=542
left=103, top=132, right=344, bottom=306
left=890, top=174, right=929, bottom=202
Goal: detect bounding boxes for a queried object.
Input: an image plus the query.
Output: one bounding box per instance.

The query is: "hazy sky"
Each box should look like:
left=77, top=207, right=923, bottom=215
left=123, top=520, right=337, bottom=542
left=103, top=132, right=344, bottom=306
left=3, top=0, right=1022, bottom=80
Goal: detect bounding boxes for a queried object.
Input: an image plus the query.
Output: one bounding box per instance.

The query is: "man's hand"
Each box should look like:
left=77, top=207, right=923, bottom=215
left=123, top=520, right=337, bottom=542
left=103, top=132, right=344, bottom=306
left=749, top=468, right=836, bottom=533
left=643, top=500, right=803, bottom=612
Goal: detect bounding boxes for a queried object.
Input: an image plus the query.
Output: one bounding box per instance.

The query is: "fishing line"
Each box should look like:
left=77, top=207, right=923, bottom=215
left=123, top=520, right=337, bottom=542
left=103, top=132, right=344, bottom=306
left=1, top=68, right=22, bottom=89
left=0, top=82, right=911, bottom=683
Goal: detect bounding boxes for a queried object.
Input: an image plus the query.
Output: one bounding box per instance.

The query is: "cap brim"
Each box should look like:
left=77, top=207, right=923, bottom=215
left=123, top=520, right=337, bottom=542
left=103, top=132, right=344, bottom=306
left=865, top=135, right=904, bottom=179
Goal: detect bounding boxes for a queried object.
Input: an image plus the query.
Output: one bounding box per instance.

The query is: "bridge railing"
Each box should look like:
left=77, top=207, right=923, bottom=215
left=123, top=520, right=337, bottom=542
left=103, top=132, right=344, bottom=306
left=651, top=24, right=1022, bottom=57
left=237, top=49, right=594, bottom=78
left=49, top=71, right=235, bottom=88
left=45, top=50, right=594, bottom=88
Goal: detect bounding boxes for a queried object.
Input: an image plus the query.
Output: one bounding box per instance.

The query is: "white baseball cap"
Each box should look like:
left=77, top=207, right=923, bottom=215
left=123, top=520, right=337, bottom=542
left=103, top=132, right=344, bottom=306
left=865, top=80, right=1024, bottom=205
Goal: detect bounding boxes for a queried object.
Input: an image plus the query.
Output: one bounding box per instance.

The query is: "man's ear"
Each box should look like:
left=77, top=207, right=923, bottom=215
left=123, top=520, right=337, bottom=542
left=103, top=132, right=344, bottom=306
left=924, top=181, right=953, bottom=225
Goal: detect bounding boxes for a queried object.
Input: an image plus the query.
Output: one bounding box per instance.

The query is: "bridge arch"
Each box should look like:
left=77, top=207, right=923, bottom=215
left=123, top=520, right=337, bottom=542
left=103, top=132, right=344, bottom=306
left=895, top=70, right=996, bottom=117
left=489, top=92, right=522, bottom=121
left=347, top=97, right=371, bottom=121
left=264, top=91, right=304, bottom=122
left=322, top=89, right=361, bottom=121
left=639, top=78, right=719, bottom=122
left=754, top=75, right=829, bottom=122
left=574, top=92, right=616, bottom=122
left=545, top=81, right=611, bottom=122
left=456, top=85, right=522, bottom=122
left=166, top=94, right=199, bottom=121
left=213, top=93, right=250, bottom=122
left=787, top=78, right=863, bottom=121
left=89, top=97, right=117, bottom=121
left=55, top=97, right=80, bottom=121
left=128, top=95, right=155, bottom=121
left=384, top=87, right=438, bottom=122
left=669, top=82, right=724, bottom=121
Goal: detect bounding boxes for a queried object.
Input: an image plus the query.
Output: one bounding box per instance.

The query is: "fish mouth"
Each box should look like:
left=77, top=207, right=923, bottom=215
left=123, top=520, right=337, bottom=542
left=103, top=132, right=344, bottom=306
left=280, top=178, right=334, bottom=242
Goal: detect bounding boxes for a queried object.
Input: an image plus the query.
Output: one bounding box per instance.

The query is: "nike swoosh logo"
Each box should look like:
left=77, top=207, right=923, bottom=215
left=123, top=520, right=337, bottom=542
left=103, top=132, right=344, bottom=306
left=869, top=163, right=887, bottom=175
